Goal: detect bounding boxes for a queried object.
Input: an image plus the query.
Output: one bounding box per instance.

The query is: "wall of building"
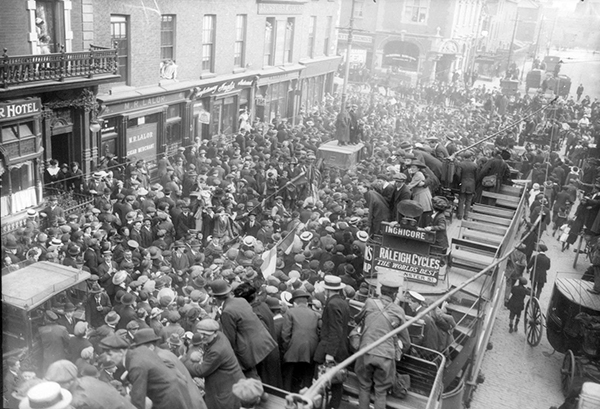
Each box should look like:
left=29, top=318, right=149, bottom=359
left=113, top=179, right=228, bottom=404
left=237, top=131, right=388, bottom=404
left=0, top=1, right=34, bottom=56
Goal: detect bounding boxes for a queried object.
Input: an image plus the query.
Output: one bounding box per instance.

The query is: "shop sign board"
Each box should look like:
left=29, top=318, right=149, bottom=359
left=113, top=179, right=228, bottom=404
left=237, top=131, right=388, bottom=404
left=194, top=78, right=254, bottom=99
left=257, top=1, right=305, bottom=15
left=126, top=123, right=157, bottom=160
left=102, top=92, right=186, bottom=116
left=375, top=246, right=440, bottom=285
left=0, top=99, right=42, bottom=121
left=338, top=32, right=373, bottom=45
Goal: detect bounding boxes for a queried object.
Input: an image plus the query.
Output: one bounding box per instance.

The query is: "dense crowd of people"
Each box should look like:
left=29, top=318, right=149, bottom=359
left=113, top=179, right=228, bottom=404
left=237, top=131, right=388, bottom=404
left=2, top=78, right=600, bottom=409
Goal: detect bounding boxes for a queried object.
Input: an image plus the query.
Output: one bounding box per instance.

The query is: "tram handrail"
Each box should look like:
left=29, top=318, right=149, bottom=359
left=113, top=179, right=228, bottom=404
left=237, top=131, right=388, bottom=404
left=286, top=220, right=541, bottom=408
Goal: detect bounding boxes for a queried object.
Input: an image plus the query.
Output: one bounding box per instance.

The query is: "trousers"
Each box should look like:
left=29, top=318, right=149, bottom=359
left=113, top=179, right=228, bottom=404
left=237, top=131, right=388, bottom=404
left=355, top=354, right=395, bottom=409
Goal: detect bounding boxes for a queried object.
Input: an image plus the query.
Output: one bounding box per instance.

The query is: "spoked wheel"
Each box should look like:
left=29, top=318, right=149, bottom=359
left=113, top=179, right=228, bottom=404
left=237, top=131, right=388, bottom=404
left=524, top=297, right=543, bottom=346
left=561, top=350, right=576, bottom=397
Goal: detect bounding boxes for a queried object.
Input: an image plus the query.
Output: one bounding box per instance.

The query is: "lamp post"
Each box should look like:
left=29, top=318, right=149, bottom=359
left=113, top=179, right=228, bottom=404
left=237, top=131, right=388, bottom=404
left=340, top=0, right=357, bottom=111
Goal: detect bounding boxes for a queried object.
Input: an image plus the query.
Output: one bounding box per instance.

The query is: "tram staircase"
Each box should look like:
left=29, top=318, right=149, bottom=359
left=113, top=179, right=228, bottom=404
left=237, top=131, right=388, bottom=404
left=442, top=186, right=521, bottom=388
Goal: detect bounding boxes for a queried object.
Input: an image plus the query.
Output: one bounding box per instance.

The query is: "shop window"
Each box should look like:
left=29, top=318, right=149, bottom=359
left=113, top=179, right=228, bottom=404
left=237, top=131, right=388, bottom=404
left=264, top=18, right=276, bottom=67
left=234, top=15, right=247, bottom=68
left=212, top=97, right=237, bottom=135
left=100, top=116, right=120, bottom=160
left=202, top=15, right=216, bottom=72
left=403, top=0, right=429, bottom=24
left=284, top=18, right=295, bottom=64
left=111, top=15, right=130, bottom=84
left=308, top=16, right=316, bottom=58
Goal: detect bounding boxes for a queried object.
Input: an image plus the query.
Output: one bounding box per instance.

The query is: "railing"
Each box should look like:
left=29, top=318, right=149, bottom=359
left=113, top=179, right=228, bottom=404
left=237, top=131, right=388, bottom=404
left=1, top=192, right=94, bottom=235
left=1, top=45, right=118, bottom=89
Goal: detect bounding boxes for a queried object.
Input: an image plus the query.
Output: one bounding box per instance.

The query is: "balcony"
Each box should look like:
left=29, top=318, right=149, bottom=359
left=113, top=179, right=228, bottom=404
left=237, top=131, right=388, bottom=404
left=1, top=45, right=121, bottom=98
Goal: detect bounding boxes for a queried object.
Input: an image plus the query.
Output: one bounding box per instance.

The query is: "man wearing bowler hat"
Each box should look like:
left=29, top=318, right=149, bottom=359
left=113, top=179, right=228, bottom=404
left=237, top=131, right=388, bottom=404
left=353, top=277, right=411, bottom=409
left=209, top=279, right=277, bottom=380
left=281, top=289, right=320, bottom=392
left=183, top=319, right=244, bottom=409
left=100, top=333, right=193, bottom=409
left=313, top=275, right=351, bottom=409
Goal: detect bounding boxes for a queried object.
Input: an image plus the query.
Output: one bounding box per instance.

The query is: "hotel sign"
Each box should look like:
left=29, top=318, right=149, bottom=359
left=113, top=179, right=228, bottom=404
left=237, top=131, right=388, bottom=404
left=0, top=99, right=42, bottom=121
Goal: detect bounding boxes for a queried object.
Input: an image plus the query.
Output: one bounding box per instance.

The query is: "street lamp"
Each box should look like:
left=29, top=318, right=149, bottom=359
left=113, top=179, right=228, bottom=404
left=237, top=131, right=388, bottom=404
left=89, top=121, right=101, bottom=133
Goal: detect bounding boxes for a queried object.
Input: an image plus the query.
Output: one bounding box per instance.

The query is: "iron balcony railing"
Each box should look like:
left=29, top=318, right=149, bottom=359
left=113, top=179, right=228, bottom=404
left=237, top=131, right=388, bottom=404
left=1, top=44, right=118, bottom=89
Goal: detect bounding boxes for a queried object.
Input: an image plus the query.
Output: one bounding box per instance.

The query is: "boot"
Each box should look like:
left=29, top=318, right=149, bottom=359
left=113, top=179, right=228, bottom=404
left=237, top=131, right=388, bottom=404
left=509, top=323, right=513, bottom=333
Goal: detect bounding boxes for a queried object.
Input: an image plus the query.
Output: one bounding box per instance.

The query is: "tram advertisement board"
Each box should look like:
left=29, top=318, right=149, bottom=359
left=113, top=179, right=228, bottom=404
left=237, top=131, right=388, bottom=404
left=126, top=123, right=157, bottom=160
left=375, top=246, right=440, bottom=285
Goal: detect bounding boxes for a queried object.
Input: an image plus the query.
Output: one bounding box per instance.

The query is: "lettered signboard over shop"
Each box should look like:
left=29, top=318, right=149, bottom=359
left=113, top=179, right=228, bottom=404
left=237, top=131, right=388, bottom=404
left=126, top=123, right=157, bottom=161
left=0, top=99, right=42, bottom=121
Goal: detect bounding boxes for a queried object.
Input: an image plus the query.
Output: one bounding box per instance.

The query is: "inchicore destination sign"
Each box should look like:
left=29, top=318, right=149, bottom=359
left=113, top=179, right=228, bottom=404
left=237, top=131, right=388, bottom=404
left=376, top=247, right=440, bottom=285
left=382, top=224, right=435, bottom=244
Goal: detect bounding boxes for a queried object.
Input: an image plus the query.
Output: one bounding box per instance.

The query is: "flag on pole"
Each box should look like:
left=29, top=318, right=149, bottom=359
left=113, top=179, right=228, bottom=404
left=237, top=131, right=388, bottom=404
left=261, top=245, right=278, bottom=278
left=279, top=229, right=297, bottom=255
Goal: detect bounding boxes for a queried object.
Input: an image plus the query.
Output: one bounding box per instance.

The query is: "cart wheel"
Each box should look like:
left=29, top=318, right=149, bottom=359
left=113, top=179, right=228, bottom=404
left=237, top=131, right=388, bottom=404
left=524, top=297, right=543, bottom=346
left=560, top=350, right=576, bottom=397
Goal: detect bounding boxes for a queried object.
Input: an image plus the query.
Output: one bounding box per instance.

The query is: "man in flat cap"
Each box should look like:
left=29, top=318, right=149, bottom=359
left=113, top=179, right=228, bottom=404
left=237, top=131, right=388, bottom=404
left=183, top=319, right=245, bottom=409
left=100, top=333, right=193, bottom=409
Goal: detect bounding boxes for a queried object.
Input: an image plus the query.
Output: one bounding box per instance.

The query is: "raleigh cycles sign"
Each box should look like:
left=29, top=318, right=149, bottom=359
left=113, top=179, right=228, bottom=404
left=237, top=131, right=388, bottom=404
left=375, top=246, right=441, bottom=285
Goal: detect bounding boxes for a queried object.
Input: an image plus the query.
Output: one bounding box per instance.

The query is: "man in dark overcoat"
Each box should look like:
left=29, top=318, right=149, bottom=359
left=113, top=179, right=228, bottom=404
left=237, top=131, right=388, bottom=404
left=314, top=275, right=351, bottom=409
left=210, top=279, right=277, bottom=378
left=38, top=310, right=70, bottom=374
left=455, top=151, right=478, bottom=219
left=100, top=334, right=194, bottom=409
left=183, top=319, right=244, bottom=409
left=359, top=183, right=391, bottom=234
left=281, top=289, right=320, bottom=392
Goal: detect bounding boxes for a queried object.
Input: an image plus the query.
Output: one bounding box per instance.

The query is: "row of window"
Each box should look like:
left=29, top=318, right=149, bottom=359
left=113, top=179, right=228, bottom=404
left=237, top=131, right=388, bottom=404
left=110, top=13, right=333, bottom=84
left=353, top=0, right=429, bottom=24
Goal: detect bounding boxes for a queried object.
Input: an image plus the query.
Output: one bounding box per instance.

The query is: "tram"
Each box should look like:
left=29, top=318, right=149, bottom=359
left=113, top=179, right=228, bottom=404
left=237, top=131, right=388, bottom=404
left=255, top=178, right=529, bottom=408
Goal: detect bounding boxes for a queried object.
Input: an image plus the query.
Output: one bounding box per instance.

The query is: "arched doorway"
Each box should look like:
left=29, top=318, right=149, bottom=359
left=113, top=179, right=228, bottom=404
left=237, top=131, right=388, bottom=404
left=382, top=41, right=419, bottom=72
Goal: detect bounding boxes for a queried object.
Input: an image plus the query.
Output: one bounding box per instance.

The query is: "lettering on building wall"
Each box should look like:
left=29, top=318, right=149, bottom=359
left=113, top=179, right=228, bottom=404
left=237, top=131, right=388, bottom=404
left=257, top=2, right=304, bottom=15
left=0, top=99, right=42, bottom=121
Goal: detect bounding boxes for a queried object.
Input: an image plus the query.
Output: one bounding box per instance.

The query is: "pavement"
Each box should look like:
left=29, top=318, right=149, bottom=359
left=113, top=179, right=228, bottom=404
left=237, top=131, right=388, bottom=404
left=469, top=189, right=591, bottom=408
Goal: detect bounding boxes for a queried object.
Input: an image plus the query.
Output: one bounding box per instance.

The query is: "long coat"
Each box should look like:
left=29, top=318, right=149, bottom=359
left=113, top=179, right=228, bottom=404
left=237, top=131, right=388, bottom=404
left=455, top=159, right=478, bottom=194
left=364, top=190, right=391, bottom=234
left=125, top=345, right=193, bottom=409
left=281, top=304, right=320, bottom=363
left=220, top=297, right=277, bottom=371
left=184, top=332, right=244, bottom=409
left=38, top=323, right=70, bottom=373
left=429, top=211, right=448, bottom=252
left=314, top=293, right=351, bottom=364
left=335, top=110, right=351, bottom=143
left=154, top=347, right=207, bottom=409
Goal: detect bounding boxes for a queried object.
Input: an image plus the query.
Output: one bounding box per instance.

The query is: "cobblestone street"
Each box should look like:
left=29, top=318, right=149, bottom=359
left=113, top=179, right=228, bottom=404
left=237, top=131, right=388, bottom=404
left=469, top=225, right=590, bottom=409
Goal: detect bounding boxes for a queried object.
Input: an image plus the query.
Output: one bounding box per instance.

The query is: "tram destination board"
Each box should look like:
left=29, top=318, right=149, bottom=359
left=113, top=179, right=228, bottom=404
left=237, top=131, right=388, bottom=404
left=382, top=223, right=436, bottom=244
left=375, top=246, right=440, bottom=285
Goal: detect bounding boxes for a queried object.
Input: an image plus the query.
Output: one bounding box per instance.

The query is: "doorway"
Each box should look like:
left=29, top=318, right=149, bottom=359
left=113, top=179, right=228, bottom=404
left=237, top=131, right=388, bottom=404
left=51, top=132, right=71, bottom=166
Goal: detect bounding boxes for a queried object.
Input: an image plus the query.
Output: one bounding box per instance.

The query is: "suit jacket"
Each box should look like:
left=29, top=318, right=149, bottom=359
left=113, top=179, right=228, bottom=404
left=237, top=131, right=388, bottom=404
left=390, top=184, right=412, bottom=221
left=242, top=220, right=261, bottom=238
left=220, top=297, right=277, bottom=371
left=282, top=304, right=320, bottom=363
left=86, top=292, right=112, bottom=329
left=184, top=332, right=244, bottom=409
left=56, top=315, right=76, bottom=334
left=154, top=348, right=207, bottom=409
left=313, top=293, right=351, bottom=363
left=365, top=190, right=392, bottom=234
left=70, top=376, right=135, bottom=409
left=39, top=323, right=70, bottom=373
left=456, top=160, right=478, bottom=194
left=125, top=346, right=193, bottom=409
left=429, top=211, right=449, bottom=251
